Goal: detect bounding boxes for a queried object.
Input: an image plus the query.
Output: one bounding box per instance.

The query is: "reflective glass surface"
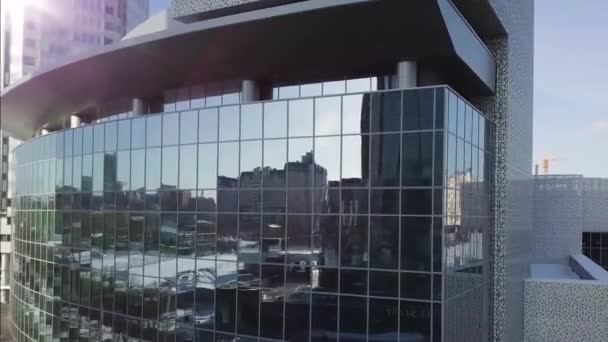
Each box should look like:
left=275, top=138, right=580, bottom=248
left=11, top=87, right=493, bottom=342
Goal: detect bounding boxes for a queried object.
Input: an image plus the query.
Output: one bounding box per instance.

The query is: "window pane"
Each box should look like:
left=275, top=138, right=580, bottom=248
left=219, top=106, right=239, bottom=141
left=300, top=83, right=322, bottom=97
left=218, top=142, right=239, bottom=185
left=93, top=153, right=103, bottom=192
left=179, top=145, right=197, bottom=189
left=105, top=121, right=117, bottom=151
left=311, top=294, right=337, bottom=341
left=264, top=101, right=287, bottom=138
left=289, top=99, right=313, bottom=137
left=118, top=119, right=131, bottom=150
left=314, top=136, right=340, bottom=185
left=131, top=150, right=145, bottom=191
left=180, top=110, right=198, bottom=144
left=322, top=80, right=345, bottom=95
left=162, top=146, right=178, bottom=188
left=369, top=216, right=399, bottom=269
left=116, top=150, right=130, bottom=191
left=370, top=134, right=400, bottom=186
left=341, top=135, right=365, bottom=184
left=287, top=138, right=313, bottom=188
left=340, top=218, right=368, bottom=268
left=369, top=299, right=398, bottom=341
left=371, top=92, right=401, bottom=133
left=315, top=96, right=341, bottom=136
left=94, top=124, right=104, bottom=152
left=83, top=126, right=93, bottom=154
left=131, top=117, right=146, bottom=149
left=147, top=116, right=162, bottom=147
left=146, top=148, right=161, bottom=190
left=199, top=108, right=218, bottom=142
left=240, top=141, right=262, bottom=187
left=401, top=217, right=431, bottom=271
left=73, top=128, right=83, bottom=155
left=346, top=77, right=371, bottom=93
left=400, top=301, right=431, bottom=340
left=339, top=295, right=366, bottom=339
left=241, top=103, right=262, bottom=140
left=198, top=144, right=217, bottom=189
left=163, top=112, right=179, bottom=146
left=343, top=94, right=368, bottom=135
left=264, top=139, right=287, bottom=187
left=402, top=132, right=433, bottom=186
left=403, top=88, right=434, bottom=131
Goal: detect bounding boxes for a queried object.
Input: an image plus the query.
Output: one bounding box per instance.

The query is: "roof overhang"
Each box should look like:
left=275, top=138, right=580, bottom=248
left=1, top=0, right=496, bottom=140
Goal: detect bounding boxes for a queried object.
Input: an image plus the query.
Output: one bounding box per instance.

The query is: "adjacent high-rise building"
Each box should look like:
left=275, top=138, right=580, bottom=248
left=1, top=0, right=150, bottom=87
left=1, top=1, right=534, bottom=341
left=0, top=0, right=150, bottom=308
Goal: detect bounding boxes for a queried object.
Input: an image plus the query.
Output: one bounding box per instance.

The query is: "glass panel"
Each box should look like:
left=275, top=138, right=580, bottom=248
left=400, top=272, right=431, bottom=300
left=218, top=142, right=239, bottom=186
left=400, top=301, right=431, bottom=340
left=198, top=144, right=217, bottom=189
left=240, top=141, right=262, bottom=187
left=131, top=117, right=146, bottom=149
left=73, top=128, right=83, bottom=155
left=342, top=135, right=366, bottom=185
left=264, top=101, right=288, bottom=139
left=163, top=112, right=179, bottom=146
left=369, top=216, right=399, bottom=269
left=300, top=83, right=322, bottom=97
left=118, top=119, right=131, bottom=150
left=401, top=189, right=433, bottom=215
left=369, top=299, right=398, bottom=341
left=402, top=132, right=433, bottom=186
left=371, top=92, right=401, bottom=133
left=199, top=108, right=218, bottom=143
left=263, top=139, right=287, bottom=187
left=131, top=149, right=145, bottom=191
left=403, top=88, right=434, bottom=131
left=219, top=106, right=239, bottom=141
left=448, top=91, right=458, bottom=134
left=179, top=145, right=197, bottom=190
left=94, top=124, right=104, bottom=152
left=146, top=148, right=161, bottom=191
left=287, top=138, right=313, bottom=188
left=342, top=94, right=368, bottom=135
left=162, top=146, right=178, bottom=189
left=315, top=96, right=341, bottom=136
left=279, top=85, right=300, bottom=99
left=322, top=80, right=345, bottom=95
left=311, top=294, right=337, bottom=342
left=93, top=153, right=103, bottom=192
left=288, top=99, right=313, bottom=138
left=241, top=103, right=263, bottom=140
left=180, top=110, right=199, bottom=144
left=370, top=134, right=400, bottom=187
left=105, top=121, right=117, bottom=151
left=116, top=150, right=130, bottom=191
left=147, top=116, right=162, bottom=147
left=339, top=295, right=366, bottom=339
left=346, top=77, right=371, bottom=93
left=314, top=136, right=340, bottom=185
left=401, top=217, right=431, bottom=271
left=83, top=126, right=93, bottom=154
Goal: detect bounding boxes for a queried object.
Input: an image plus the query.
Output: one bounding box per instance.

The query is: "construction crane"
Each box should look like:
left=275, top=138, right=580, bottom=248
left=536, top=153, right=566, bottom=175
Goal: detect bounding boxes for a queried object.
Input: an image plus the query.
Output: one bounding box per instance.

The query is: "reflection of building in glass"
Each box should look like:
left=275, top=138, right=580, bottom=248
left=2, top=1, right=534, bottom=341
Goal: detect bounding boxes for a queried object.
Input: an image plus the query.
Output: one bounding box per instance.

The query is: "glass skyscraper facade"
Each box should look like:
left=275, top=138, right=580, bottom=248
left=10, top=83, right=494, bottom=342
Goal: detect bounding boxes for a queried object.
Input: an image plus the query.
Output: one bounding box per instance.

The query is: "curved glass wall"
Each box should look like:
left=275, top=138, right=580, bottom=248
left=11, top=86, right=494, bottom=342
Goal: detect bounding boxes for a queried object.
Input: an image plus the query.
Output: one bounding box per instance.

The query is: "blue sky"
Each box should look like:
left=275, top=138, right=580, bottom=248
left=150, top=0, right=170, bottom=16
left=149, top=0, right=608, bottom=177
left=534, top=0, right=608, bottom=177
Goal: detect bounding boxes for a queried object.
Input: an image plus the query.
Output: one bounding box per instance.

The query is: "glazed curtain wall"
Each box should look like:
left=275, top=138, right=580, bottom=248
left=11, top=86, right=494, bottom=342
